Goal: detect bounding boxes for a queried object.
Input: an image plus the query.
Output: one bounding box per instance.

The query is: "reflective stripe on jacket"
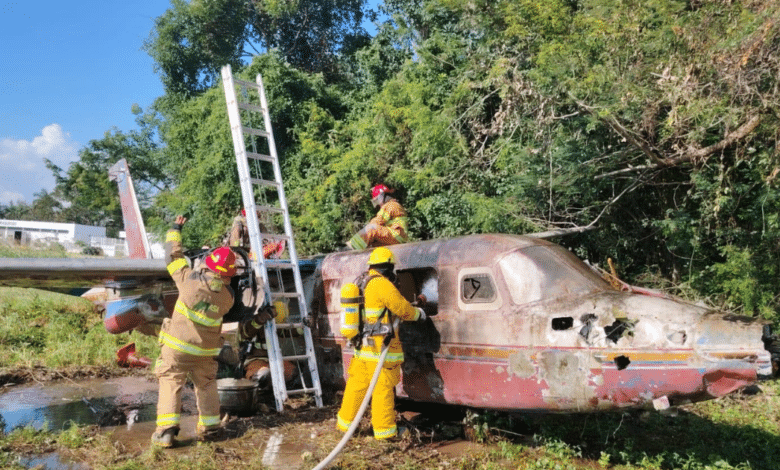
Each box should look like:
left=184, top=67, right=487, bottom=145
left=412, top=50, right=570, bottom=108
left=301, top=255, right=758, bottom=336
left=161, top=228, right=234, bottom=356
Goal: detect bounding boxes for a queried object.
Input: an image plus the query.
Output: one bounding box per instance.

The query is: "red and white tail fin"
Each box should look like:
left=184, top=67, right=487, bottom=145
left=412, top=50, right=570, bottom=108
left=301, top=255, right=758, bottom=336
left=108, top=158, right=150, bottom=259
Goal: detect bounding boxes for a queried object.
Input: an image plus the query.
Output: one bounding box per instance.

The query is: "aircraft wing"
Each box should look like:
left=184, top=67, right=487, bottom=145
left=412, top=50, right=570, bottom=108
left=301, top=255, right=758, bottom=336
left=0, top=257, right=168, bottom=289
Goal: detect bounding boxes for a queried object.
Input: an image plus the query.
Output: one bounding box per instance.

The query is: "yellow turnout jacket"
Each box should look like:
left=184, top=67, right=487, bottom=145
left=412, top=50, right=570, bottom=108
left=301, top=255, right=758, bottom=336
left=340, top=269, right=421, bottom=365
left=161, top=228, right=235, bottom=356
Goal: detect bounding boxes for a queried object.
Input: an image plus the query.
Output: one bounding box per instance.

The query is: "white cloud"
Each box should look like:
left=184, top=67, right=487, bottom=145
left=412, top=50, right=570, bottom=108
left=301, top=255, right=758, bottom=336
left=0, top=190, right=26, bottom=205
left=0, top=124, right=80, bottom=204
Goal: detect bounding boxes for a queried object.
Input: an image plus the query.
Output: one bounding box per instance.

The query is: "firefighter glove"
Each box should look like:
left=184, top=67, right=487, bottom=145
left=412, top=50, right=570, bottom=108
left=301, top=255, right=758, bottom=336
left=416, top=307, right=427, bottom=322
left=253, top=305, right=276, bottom=326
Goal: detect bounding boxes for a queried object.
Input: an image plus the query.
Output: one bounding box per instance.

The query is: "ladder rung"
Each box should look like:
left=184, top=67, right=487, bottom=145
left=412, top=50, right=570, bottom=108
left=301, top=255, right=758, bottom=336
left=271, top=292, right=302, bottom=299
left=237, top=101, right=266, bottom=113
left=232, top=77, right=261, bottom=90
left=260, top=233, right=290, bottom=242
left=254, top=204, right=285, bottom=214
left=265, top=260, right=293, bottom=269
left=250, top=177, right=280, bottom=188
left=275, top=322, right=305, bottom=329
left=287, top=387, right=320, bottom=396
left=281, top=354, right=310, bottom=361
left=247, top=151, right=274, bottom=163
left=242, top=126, right=270, bottom=138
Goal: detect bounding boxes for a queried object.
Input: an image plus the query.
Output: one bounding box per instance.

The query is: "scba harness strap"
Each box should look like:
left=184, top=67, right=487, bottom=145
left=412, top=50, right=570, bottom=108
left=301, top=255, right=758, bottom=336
left=347, top=273, right=393, bottom=350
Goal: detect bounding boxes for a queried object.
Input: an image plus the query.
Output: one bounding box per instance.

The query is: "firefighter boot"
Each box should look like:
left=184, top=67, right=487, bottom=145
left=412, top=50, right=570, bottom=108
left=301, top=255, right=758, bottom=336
left=151, top=426, right=179, bottom=448
left=379, top=426, right=409, bottom=443
left=196, top=424, right=226, bottom=443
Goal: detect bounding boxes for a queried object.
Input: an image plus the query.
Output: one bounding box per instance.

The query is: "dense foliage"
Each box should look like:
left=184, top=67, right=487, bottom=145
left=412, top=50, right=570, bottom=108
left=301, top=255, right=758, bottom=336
left=25, top=0, right=780, bottom=320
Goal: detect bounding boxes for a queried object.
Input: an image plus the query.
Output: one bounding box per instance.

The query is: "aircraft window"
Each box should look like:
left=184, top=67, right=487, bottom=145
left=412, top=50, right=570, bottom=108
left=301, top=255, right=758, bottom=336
left=499, top=245, right=611, bottom=306
left=552, top=317, right=573, bottom=330
left=460, top=273, right=496, bottom=303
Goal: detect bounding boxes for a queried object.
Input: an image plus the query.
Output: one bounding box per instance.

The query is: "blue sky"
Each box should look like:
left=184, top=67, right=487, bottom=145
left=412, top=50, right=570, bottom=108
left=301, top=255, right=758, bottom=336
left=0, top=1, right=383, bottom=206
left=1, top=1, right=171, bottom=205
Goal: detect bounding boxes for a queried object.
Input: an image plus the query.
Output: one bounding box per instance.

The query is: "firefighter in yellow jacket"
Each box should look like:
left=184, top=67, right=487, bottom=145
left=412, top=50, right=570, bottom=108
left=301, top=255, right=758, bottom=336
left=336, top=247, right=427, bottom=441
left=347, top=184, right=409, bottom=250
left=152, top=215, right=243, bottom=448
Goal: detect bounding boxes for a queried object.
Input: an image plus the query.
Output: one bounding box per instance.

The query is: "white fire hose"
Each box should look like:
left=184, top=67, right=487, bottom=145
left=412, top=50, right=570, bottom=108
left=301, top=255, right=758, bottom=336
left=312, top=318, right=400, bottom=470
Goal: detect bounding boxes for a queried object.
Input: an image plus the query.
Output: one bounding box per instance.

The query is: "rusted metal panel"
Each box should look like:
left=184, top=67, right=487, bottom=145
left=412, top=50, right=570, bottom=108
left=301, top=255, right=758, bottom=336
left=316, top=234, right=772, bottom=412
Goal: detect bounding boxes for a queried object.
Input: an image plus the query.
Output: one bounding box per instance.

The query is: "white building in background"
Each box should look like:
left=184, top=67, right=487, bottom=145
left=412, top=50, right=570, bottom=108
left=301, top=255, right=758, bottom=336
left=117, top=231, right=165, bottom=259
left=1, top=219, right=165, bottom=258
left=0, top=219, right=105, bottom=246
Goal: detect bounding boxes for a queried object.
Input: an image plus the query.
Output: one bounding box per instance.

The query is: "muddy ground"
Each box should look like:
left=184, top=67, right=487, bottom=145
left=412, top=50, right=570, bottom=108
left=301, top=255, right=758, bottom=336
left=4, top=366, right=775, bottom=469
left=0, top=367, right=503, bottom=469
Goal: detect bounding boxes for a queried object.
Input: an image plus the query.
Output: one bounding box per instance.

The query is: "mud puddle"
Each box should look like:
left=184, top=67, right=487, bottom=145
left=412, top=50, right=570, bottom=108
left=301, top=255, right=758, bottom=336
left=0, top=376, right=173, bottom=433
left=17, top=453, right=89, bottom=470
left=0, top=376, right=194, bottom=469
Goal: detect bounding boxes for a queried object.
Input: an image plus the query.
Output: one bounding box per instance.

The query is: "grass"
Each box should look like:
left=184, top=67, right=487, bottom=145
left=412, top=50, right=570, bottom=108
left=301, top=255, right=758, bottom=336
left=0, top=240, right=70, bottom=258
left=0, top=287, right=159, bottom=371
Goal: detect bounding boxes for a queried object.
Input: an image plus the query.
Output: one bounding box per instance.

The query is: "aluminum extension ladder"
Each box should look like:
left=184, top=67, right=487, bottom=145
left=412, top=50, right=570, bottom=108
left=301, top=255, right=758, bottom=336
left=221, top=64, right=323, bottom=411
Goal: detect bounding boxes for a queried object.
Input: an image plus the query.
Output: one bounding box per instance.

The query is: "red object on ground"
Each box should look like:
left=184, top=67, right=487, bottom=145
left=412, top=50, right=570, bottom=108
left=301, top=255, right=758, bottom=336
left=116, top=343, right=152, bottom=368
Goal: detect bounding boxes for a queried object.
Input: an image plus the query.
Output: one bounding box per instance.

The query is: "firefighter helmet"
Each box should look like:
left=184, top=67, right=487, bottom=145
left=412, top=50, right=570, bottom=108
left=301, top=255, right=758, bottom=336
left=371, top=184, right=391, bottom=199
left=205, top=247, right=237, bottom=277
left=367, top=246, right=396, bottom=266
left=371, top=184, right=393, bottom=207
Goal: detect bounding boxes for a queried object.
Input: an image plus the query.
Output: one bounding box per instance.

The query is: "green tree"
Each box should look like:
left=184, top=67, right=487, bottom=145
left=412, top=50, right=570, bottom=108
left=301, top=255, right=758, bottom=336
left=26, top=190, right=67, bottom=223
left=136, top=0, right=780, bottom=321
left=152, top=52, right=343, bottom=247
left=0, top=201, right=31, bottom=221
left=144, top=0, right=371, bottom=96
left=46, top=115, right=169, bottom=237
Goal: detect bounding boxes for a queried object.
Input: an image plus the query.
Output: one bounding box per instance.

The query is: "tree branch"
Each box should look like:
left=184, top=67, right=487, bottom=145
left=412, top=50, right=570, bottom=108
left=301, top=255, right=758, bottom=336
left=663, top=114, right=761, bottom=166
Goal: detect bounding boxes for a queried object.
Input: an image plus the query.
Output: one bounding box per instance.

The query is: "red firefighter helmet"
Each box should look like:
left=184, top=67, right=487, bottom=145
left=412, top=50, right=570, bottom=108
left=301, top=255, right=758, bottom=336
left=371, top=184, right=391, bottom=199
left=205, top=247, right=237, bottom=277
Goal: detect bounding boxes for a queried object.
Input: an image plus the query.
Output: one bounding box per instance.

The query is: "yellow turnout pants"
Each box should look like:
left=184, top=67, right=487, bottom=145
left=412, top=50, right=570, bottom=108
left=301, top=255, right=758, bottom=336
left=155, top=345, right=221, bottom=433
left=337, top=357, right=401, bottom=440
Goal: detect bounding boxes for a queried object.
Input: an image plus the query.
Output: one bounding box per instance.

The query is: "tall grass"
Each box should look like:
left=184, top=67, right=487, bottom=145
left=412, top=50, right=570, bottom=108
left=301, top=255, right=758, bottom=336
left=0, top=240, right=69, bottom=258
left=0, top=287, right=158, bottom=369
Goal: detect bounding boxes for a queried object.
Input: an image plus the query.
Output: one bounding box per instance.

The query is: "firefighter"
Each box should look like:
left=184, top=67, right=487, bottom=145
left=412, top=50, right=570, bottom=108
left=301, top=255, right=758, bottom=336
left=151, top=215, right=270, bottom=448
left=336, top=247, right=427, bottom=441
left=347, top=184, right=409, bottom=250
left=225, top=208, right=285, bottom=259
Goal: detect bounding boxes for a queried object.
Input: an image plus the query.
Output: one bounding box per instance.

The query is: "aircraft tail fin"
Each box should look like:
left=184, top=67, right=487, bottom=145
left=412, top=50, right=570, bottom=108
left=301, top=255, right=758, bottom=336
left=108, top=159, right=150, bottom=259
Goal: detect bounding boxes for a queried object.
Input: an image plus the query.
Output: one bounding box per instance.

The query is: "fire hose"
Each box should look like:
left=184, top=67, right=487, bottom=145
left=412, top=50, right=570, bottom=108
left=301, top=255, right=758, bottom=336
left=311, top=318, right=400, bottom=470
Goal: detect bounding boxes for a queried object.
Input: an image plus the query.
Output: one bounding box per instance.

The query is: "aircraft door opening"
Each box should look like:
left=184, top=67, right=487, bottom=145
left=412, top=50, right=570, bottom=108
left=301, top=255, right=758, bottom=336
left=396, top=268, right=438, bottom=317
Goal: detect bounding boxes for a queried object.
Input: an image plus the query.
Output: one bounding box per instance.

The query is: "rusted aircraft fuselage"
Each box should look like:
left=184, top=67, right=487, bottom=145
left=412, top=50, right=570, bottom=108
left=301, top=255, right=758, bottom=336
left=314, top=234, right=772, bottom=411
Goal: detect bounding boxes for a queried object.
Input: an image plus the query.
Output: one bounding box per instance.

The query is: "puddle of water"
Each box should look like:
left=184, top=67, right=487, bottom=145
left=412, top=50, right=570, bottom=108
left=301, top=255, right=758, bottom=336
left=18, top=453, right=89, bottom=470
left=0, top=376, right=178, bottom=433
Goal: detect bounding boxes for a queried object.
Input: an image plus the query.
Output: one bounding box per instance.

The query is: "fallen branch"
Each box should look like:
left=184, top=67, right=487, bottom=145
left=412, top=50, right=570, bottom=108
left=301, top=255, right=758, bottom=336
left=526, top=225, right=597, bottom=239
